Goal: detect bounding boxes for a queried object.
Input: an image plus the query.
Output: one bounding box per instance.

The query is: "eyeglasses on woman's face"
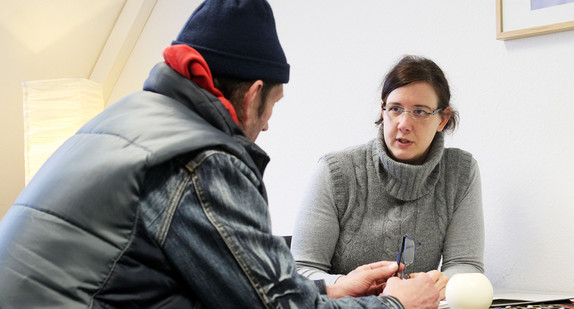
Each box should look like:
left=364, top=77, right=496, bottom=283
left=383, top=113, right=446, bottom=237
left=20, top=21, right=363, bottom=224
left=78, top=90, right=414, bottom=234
left=382, top=105, right=444, bottom=121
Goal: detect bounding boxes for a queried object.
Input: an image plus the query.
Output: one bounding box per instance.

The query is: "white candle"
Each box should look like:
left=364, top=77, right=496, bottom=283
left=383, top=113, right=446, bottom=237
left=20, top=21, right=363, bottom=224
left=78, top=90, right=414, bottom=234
left=445, top=273, right=494, bottom=309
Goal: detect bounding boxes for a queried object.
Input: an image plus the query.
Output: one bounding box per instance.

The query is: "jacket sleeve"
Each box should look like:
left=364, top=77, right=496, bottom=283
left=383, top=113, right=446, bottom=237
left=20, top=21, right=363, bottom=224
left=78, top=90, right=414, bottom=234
left=149, top=150, right=403, bottom=308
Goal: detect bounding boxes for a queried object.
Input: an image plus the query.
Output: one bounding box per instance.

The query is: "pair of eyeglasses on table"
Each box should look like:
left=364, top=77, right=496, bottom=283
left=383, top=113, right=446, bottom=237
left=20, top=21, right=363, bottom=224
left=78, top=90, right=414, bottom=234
left=395, top=234, right=422, bottom=279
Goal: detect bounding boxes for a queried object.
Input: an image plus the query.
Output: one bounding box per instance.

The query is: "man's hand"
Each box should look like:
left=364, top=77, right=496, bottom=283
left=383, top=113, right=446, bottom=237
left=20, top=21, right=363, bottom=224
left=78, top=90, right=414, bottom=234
left=383, top=272, right=440, bottom=309
left=327, top=261, right=399, bottom=298
left=410, top=270, right=449, bottom=301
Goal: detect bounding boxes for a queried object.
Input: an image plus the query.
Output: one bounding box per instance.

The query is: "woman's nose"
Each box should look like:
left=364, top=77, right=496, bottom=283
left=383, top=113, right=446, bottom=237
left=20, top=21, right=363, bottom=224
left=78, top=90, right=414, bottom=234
left=396, top=112, right=413, bottom=132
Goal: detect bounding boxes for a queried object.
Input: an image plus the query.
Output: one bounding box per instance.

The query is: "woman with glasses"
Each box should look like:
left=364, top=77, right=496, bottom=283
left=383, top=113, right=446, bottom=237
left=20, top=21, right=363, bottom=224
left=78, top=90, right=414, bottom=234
left=291, top=55, right=484, bottom=300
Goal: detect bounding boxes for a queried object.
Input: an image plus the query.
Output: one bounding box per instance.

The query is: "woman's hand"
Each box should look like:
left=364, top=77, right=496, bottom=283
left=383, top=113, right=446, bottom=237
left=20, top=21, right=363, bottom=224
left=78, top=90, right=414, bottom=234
left=410, top=270, right=449, bottom=301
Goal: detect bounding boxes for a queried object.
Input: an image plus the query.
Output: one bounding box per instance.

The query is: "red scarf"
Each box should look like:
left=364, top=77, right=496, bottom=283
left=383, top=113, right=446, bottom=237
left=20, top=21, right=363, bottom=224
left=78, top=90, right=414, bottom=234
left=163, top=44, right=239, bottom=124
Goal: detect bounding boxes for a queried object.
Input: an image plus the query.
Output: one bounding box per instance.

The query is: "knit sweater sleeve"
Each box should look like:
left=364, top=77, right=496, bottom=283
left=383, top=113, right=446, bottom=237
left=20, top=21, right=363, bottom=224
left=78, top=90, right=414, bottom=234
left=441, top=154, right=485, bottom=276
left=291, top=158, right=343, bottom=286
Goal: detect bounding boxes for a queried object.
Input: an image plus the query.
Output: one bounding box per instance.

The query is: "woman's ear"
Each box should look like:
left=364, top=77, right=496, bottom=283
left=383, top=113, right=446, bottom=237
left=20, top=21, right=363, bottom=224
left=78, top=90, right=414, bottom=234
left=437, top=107, right=452, bottom=132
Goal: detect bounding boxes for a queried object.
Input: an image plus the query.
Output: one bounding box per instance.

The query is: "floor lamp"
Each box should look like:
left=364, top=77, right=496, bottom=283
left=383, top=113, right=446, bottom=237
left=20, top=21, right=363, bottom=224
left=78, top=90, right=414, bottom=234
left=22, top=78, right=104, bottom=184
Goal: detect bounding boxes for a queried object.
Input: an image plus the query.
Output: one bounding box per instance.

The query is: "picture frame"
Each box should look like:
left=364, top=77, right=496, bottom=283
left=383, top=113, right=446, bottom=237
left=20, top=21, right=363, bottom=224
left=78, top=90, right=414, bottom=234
left=496, top=0, right=574, bottom=40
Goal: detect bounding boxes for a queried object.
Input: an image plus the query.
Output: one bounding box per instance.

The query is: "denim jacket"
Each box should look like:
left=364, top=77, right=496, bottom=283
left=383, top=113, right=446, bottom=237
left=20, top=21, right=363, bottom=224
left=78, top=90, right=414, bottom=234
left=0, top=63, right=404, bottom=309
left=139, top=148, right=404, bottom=308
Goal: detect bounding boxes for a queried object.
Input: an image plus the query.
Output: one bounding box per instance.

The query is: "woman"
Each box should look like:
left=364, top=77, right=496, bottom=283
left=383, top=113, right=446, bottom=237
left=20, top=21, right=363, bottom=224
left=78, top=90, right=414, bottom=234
left=291, top=55, right=484, bottom=300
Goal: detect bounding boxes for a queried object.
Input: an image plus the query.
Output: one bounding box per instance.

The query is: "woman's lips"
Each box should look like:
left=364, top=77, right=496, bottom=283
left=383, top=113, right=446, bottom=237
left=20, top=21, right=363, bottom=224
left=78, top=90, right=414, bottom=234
left=396, top=137, right=413, bottom=146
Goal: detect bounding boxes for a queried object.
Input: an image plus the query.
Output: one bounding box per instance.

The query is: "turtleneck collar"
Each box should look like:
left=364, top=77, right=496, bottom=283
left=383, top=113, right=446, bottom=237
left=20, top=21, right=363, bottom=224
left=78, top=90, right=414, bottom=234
left=374, top=126, right=444, bottom=201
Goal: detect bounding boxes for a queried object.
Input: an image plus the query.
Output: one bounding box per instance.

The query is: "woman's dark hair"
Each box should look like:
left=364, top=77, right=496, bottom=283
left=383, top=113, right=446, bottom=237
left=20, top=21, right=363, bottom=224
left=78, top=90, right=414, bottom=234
left=375, top=55, right=459, bottom=133
left=214, top=76, right=278, bottom=123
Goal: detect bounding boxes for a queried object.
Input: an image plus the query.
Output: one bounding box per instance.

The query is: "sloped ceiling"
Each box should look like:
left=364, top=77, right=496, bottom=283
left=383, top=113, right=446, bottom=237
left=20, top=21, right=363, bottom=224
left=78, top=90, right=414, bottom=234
left=0, top=0, right=127, bottom=80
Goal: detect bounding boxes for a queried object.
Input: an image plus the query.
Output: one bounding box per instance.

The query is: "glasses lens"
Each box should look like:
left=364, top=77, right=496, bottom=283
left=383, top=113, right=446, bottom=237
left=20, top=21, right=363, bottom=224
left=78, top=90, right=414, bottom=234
left=403, top=237, right=415, bottom=265
left=411, top=109, right=430, bottom=120
left=386, top=106, right=403, bottom=118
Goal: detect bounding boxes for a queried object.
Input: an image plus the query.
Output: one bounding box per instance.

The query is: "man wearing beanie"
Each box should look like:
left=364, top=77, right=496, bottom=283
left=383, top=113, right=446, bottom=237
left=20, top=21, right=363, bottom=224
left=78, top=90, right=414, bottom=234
left=0, top=0, right=438, bottom=308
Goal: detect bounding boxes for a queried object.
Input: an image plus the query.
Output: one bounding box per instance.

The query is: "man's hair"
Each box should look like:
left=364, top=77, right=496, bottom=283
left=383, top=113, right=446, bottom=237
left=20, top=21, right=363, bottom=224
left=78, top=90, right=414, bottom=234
left=214, top=76, right=278, bottom=122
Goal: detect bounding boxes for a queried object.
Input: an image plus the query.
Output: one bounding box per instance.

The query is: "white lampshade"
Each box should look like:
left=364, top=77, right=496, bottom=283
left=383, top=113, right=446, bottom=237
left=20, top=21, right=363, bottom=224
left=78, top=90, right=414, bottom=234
left=23, top=78, right=104, bottom=184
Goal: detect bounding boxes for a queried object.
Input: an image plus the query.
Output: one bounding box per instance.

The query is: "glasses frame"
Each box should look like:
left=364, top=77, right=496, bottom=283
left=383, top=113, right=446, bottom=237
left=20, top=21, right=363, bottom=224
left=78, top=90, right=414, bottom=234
left=394, top=234, right=422, bottom=279
left=382, top=104, right=444, bottom=121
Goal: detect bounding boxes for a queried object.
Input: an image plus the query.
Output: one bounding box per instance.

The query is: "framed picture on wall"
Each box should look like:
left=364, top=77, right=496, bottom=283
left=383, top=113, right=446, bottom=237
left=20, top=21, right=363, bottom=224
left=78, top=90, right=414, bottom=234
left=496, top=0, right=574, bottom=40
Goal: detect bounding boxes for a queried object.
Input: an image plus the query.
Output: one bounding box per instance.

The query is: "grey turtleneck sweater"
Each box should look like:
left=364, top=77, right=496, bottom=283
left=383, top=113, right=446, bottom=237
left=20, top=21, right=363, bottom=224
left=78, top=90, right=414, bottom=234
left=291, top=130, right=484, bottom=285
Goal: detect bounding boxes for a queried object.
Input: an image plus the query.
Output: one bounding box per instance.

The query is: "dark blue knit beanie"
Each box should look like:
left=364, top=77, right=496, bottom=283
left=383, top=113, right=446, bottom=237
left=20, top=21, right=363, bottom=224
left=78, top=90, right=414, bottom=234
left=172, top=0, right=290, bottom=83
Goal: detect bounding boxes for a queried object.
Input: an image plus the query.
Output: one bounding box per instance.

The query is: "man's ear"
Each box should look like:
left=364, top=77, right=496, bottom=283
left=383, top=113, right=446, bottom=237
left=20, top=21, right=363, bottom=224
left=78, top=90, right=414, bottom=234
left=242, top=80, right=264, bottom=120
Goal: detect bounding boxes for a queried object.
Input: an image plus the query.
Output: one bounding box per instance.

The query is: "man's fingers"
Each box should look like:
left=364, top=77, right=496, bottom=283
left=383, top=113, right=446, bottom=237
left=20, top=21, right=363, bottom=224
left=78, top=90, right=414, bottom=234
left=362, top=263, right=399, bottom=280
left=359, top=260, right=397, bottom=270
left=351, top=262, right=398, bottom=284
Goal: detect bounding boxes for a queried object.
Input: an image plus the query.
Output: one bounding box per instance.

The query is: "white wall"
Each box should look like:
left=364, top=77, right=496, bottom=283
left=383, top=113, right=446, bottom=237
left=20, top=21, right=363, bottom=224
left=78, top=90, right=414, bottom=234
left=107, top=0, right=204, bottom=104
left=84, top=0, right=574, bottom=294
